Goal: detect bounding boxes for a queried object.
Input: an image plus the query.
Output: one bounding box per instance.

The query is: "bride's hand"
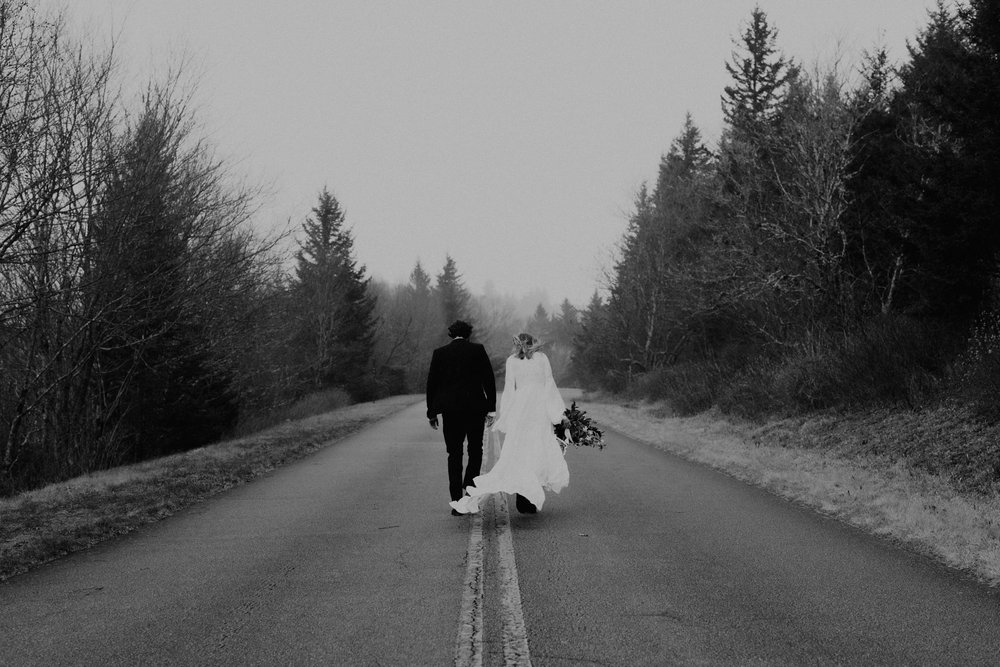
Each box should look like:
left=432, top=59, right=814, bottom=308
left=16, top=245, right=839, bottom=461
left=560, top=417, right=573, bottom=442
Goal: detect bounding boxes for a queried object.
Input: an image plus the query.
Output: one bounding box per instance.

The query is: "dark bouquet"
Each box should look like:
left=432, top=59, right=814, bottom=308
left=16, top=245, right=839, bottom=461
left=554, top=401, right=605, bottom=450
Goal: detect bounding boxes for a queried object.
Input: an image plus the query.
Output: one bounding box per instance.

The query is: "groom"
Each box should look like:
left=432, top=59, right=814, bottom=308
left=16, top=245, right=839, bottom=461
left=426, top=320, right=497, bottom=514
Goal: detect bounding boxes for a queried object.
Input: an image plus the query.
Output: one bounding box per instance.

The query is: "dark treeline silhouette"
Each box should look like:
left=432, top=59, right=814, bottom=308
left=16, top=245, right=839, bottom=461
left=18, top=1, right=989, bottom=495
left=573, top=1, right=1000, bottom=420
left=0, top=1, right=586, bottom=496
left=0, top=3, right=385, bottom=495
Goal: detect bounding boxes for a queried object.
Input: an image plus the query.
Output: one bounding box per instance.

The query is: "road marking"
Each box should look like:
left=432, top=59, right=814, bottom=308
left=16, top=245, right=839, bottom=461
left=495, top=493, right=532, bottom=666
left=455, top=510, right=485, bottom=667
left=455, top=433, right=531, bottom=665
left=454, top=494, right=532, bottom=666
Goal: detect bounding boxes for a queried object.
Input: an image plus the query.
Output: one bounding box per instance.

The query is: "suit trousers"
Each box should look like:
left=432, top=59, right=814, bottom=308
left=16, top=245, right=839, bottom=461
left=442, top=410, right=486, bottom=501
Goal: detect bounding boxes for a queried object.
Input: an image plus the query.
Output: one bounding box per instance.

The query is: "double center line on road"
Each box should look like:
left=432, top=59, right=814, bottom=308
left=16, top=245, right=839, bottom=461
left=454, top=494, right=532, bottom=667
left=455, top=509, right=485, bottom=665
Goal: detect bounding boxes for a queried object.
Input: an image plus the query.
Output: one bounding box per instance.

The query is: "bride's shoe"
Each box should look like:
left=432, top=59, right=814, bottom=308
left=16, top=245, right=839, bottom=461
left=451, top=495, right=482, bottom=515
left=515, top=494, right=537, bottom=514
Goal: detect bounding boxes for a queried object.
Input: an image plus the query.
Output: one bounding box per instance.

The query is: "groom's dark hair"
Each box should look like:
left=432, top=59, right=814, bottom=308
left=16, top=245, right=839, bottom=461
left=448, top=320, right=473, bottom=338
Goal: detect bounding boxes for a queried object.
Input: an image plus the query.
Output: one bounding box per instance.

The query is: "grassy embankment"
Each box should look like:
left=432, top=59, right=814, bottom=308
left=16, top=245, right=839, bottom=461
left=7, top=387, right=997, bottom=588
left=584, top=398, right=1000, bottom=586
left=0, top=394, right=420, bottom=581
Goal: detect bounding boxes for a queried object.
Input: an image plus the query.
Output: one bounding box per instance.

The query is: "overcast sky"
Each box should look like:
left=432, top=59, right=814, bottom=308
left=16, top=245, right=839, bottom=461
left=64, top=1, right=937, bottom=309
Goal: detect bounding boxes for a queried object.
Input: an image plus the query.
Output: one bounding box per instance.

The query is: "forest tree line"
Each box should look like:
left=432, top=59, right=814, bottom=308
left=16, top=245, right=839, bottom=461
left=0, top=3, right=379, bottom=495
left=8, top=0, right=995, bottom=496
left=0, top=0, right=581, bottom=496
left=572, top=1, right=1000, bottom=421
left=0, top=2, right=313, bottom=494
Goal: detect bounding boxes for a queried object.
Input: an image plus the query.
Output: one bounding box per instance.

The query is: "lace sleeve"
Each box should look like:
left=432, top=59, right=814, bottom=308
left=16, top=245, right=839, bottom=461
left=540, top=353, right=566, bottom=424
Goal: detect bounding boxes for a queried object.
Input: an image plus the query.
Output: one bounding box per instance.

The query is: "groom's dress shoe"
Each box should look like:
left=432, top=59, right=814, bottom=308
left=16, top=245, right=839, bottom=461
left=451, top=509, right=462, bottom=516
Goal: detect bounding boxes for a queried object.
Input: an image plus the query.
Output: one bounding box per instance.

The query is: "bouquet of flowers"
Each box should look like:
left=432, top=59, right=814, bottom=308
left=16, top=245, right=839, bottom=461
left=554, top=401, right=605, bottom=451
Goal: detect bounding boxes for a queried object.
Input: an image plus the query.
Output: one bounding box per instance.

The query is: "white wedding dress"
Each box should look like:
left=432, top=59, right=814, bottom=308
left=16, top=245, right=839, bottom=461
left=450, top=352, right=569, bottom=514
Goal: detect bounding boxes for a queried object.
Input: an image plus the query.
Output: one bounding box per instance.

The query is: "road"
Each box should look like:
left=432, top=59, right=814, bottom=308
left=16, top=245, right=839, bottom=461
left=3, top=401, right=1000, bottom=665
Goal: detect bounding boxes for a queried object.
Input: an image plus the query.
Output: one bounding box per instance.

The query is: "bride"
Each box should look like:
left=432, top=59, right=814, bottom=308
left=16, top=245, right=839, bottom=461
left=450, top=333, right=570, bottom=515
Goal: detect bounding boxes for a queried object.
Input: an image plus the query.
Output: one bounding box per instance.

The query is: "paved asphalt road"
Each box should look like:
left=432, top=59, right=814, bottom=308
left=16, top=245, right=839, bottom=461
left=3, top=401, right=1000, bottom=665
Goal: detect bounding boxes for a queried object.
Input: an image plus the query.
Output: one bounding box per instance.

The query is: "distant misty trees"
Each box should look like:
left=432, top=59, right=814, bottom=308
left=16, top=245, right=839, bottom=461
left=573, top=2, right=1000, bottom=419
left=371, top=254, right=501, bottom=391
left=370, top=255, right=581, bottom=391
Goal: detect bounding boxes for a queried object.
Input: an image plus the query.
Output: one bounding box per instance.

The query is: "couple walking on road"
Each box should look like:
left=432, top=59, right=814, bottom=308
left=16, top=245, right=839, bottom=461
left=425, top=320, right=570, bottom=516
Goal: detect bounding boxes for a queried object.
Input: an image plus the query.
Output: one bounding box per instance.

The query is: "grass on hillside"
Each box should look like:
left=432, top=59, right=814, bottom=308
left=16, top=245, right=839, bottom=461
left=584, top=399, right=1000, bottom=587
left=231, top=387, right=356, bottom=436
left=0, top=395, right=419, bottom=582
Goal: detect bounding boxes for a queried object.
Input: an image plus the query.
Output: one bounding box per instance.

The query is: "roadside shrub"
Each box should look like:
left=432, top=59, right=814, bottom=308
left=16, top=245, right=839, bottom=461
left=283, top=387, right=354, bottom=421
left=235, top=387, right=354, bottom=435
left=716, top=357, right=782, bottom=419
left=373, top=366, right=408, bottom=398
left=616, top=315, right=949, bottom=420
left=951, top=310, right=1000, bottom=422
left=628, top=361, right=722, bottom=416
left=347, top=374, right=384, bottom=402
left=766, top=316, right=946, bottom=414
left=770, top=344, right=843, bottom=412
left=837, top=316, right=945, bottom=408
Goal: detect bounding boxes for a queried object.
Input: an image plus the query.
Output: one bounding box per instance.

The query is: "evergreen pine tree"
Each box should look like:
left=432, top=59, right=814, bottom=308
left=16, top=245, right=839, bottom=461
left=404, top=259, right=436, bottom=388
left=885, top=2, right=1000, bottom=322
left=527, top=303, right=552, bottom=341
left=722, top=6, right=798, bottom=136
left=549, top=299, right=580, bottom=384
left=292, top=187, right=376, bottom=396
left=436, top=254, right=472, bottom=329
left=656, top=113, right=712, bottom=197
left=572, top=292, right=622, bottom=391
left=654, top=113, right=714, bottom=228
left=94, top=105, right=237, bottom=460
left=409, top=260, right=432, bottom=298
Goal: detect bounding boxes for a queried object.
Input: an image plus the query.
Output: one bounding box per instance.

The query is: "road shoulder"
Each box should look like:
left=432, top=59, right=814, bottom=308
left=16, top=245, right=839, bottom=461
left=0, top=395, right=421, bottom=582
left=583, top=400, right=1000, bottom=587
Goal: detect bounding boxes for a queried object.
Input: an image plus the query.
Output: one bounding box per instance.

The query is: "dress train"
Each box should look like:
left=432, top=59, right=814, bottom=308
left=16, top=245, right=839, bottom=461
left=450, top=352, right=569, bottom=514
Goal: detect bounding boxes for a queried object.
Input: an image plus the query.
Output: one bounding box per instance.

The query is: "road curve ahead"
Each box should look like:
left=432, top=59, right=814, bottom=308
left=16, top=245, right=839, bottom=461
left=4, top=402, right=1000, bottom=666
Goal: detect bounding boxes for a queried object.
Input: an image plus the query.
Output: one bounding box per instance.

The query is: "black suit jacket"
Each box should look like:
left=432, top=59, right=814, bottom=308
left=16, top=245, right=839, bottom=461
left=425, top=339, right=497, bottom=419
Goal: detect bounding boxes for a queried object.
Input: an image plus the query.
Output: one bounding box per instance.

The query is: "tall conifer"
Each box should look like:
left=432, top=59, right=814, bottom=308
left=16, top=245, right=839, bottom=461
left=292, top=188, right=376, bottom=396
left=436, top=254, right=471, bottom=330
left=722, top=6, right=797, bottom=135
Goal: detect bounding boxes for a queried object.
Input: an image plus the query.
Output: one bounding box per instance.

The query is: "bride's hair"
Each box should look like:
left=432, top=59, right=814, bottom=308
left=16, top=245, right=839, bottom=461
left=511, top=333, right=540, bottom=359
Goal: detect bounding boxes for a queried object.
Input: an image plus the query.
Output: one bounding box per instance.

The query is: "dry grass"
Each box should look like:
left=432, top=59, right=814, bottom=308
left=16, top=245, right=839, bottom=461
left=583, top=399, right=1000, bottom=587
left=0, top=395, right=420, bottom=581
left=232, top=387, right=355, bottom=436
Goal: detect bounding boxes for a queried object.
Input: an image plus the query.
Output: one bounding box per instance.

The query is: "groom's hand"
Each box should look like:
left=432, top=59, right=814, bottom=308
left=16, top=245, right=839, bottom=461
left=485, top=412, right=496, bottom=428
left=429, top=417, right=439, bottom=430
